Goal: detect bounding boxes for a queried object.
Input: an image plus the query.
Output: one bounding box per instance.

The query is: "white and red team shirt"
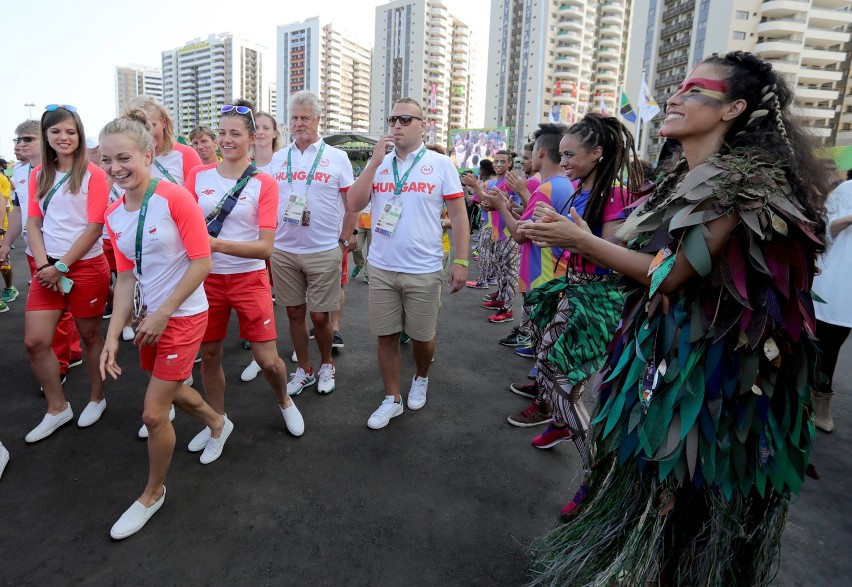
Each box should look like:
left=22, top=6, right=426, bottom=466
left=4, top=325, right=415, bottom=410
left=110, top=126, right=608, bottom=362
left=103, top=185, right=124, bottom=240
left=368, top=144, right=464, bottom=274
left=12, top=162, right=32, bottom=254
left=152, top=143, right=203, bottom=187
left=186, top=164, right=278, bottom=275
left=28, top=162, right=109, bottom=260
left=105, top=181, right=210, bottom=317
left=268, top=139, right=354, bottom=254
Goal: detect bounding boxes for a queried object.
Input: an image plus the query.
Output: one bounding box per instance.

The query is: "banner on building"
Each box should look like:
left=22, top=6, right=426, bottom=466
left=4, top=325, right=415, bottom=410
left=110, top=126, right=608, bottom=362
left=448, top=127, right=511, bottom=171
left=429, top=83, right=438, bottom=114
left=428, top=119, right=437, bottom=145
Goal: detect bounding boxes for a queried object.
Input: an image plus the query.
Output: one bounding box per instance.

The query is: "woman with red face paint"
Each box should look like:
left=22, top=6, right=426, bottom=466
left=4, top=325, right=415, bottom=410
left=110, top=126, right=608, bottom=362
left=523, top=52, right=827, bottom=586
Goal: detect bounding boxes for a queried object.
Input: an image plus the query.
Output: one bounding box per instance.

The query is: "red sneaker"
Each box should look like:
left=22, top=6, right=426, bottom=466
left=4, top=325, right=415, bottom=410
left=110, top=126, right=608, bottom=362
left=488, top=309, right=514, bottom=323
left=466, top=279, right=489, bottom=289
left=532, top=423, right=572, bottom=449
left=561, top=485, right=588, bottom=521
left=482, top=299, right=504, bottom=310
left=483, top=291, right=499, bottom=302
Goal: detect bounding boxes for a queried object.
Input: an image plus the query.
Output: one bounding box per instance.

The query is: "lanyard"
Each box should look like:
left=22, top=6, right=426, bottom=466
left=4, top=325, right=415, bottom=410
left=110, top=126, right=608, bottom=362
left=287, top=141, right=325, bottom=193
left=110, top=185, right=122, bottom=201
left=392, top=147, right=426, bottom=196
left=153, top=160, right=178, bottom=184
left=134, top=178, right=160, bottom=275
left=42, top=173, right=71, bottom=213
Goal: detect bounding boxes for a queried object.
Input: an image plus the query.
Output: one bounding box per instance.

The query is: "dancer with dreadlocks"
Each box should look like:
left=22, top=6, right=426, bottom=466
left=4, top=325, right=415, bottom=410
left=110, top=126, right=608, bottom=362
left=507, top=114, right=639, bottom=469
left=521, top=52, right=826, bottom=586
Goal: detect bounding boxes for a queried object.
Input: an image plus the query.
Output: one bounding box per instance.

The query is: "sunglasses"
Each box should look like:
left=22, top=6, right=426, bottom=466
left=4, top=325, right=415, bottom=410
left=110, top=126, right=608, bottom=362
left=221, top=105, right=256, bottom=129
left=13, top=137, right=37, bottom=144
left=387, top=115, right=422, bottom=126
left=45, top=104, right=77, bottom=113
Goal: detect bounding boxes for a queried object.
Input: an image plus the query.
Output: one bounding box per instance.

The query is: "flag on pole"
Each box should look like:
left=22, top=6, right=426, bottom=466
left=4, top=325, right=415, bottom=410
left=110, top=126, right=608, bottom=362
left=619, top=89, right=637, bottom=123
left=637, top=78, right=661, bottom=122
left=599, top=97, right=611, bottom=117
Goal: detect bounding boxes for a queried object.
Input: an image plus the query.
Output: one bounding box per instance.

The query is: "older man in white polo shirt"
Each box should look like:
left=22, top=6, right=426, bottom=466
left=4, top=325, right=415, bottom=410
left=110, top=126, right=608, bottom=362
left=269, top=91, right=357, bottom=396
left=347, top=97, right=470, bottom=429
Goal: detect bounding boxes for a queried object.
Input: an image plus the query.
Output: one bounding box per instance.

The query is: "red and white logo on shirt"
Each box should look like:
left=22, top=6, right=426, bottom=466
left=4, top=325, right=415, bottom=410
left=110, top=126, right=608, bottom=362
left=201, top=189, right=215, bottom=196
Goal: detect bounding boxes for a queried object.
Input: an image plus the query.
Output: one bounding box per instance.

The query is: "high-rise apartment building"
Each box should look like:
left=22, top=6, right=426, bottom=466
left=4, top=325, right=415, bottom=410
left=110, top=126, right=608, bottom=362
left=484, top=0, right=631, bottom=151
left=161, top=33, right=268, bottom=137
left=115, top=65, right=162, bottom=116
left=276, top=18, right=372, bottom=133
left=371, top=0, right=475, bottom=147
left=626, top=0, right=852, bottom=159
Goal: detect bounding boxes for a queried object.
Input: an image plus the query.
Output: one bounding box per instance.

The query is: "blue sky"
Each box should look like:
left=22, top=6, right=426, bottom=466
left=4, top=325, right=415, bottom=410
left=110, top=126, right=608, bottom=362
left=2, top=0, right=488, bottom=160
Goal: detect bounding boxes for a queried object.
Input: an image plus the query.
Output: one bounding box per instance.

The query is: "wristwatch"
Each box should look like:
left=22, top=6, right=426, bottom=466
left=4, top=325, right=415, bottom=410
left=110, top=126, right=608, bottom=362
left=338, top=238, right=350, bottom=248
left=55, top=261, right=70, bottom=273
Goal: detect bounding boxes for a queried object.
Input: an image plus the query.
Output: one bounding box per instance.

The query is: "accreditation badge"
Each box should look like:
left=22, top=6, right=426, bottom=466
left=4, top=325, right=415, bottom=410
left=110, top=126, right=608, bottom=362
left=283, top=194, right=308, bottom=225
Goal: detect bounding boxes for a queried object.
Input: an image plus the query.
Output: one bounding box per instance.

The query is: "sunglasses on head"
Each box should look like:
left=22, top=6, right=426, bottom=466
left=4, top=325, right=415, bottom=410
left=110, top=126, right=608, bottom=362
left=221, top=105, right=256, bottom=129
left=45, top=104, right=77, bottom=113
left=13, top=137, right=37, bottom=144
left=387, top=115, right=422, bottom=127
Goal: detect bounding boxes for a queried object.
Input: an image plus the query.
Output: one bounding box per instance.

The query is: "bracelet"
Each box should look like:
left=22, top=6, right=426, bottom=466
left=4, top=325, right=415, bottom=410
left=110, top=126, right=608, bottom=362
left=37, top=263, right=51, bottom=271
left=453, top=259, right=469, bottom=267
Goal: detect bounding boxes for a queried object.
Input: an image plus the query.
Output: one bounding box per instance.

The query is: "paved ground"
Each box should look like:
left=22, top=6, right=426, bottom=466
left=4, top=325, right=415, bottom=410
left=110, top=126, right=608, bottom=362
left=0, top=243, right=849, bottom=586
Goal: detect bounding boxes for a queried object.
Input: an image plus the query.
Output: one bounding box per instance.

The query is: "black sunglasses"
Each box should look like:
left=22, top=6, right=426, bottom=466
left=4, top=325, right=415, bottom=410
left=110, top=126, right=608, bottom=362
left=13, top=137, right=37, bottom=144
left=387, top=115, right=422, bottom=126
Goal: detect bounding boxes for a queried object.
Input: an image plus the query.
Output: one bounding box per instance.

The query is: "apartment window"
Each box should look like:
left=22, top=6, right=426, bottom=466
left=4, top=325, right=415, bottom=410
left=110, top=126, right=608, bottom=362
left=735, top=10, right=749, bottom=19
left=732, top=31, right=746, bottom=40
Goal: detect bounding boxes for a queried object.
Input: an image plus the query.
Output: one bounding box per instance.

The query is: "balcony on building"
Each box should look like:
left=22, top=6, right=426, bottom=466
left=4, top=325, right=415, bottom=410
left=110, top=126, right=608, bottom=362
left=797, top=66, right=844, bottom=83
left=800, top=46, right=847, bottom=66
left=754, top=37, right=803, bottom=56
left=757, top=16, right=808, bottom=36
left=558, top=17, right=584, bottom=33
left=662, top=0, right=697, bottom=20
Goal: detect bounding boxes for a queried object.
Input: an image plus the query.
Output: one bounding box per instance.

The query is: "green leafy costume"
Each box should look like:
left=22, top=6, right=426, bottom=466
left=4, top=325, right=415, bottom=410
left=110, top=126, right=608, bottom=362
left=531, top=152, right=821, bottom=586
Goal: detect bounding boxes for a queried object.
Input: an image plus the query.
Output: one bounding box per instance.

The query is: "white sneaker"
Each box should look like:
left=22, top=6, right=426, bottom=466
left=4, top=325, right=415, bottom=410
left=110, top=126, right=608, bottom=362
left=110, top=487, right=166, bottom=540
left=281, top=403, right=305, bottom=436
left=0, top=442, right=9, bottom=479
left=26, top=403, right=74, bottom=443
left=317, top=363, right=336, bottom=395
left=78, top=399, right=107, bottom=427
left=187, top=426, right=212, bottom=452
left=286, top=367, right=316, bottom=396
left=138, top=404, right=176, bottom=439
left=122, top=326, right=135, bottom=341
left=240, top=360, right=262, bottom=382
left=408, top=376, right=429, bottom=410
left=367, top=396, right=404, bottom=430
left=290, top=350, right=298, bottom=363
left=199, top=416, right=234, bottom=465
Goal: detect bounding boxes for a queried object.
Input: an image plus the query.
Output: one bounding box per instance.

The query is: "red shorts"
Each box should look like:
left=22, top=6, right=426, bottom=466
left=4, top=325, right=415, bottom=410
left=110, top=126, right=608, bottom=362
left=341, top=251, right=349, bottom=286
left=102, top=238, right=117, bottom=272
left=26, top=255, right=110, bottom=319
left=140, top=312, right=207, bottom=380
left=202, top=269, right=277, bottom=343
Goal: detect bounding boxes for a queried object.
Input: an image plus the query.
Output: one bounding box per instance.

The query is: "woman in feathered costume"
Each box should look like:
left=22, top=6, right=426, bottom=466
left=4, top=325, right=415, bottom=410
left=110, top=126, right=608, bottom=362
left=520, top=52, right=827, bottom=586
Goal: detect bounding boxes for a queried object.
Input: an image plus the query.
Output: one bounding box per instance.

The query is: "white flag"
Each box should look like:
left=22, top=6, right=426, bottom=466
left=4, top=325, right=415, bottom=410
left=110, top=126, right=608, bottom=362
left=599, top=98, right=611, bottom=117
left=637, top=78, right=661, bottom=122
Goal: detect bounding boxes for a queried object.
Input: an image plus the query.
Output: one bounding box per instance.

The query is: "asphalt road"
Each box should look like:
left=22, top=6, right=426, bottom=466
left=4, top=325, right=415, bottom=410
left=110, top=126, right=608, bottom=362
left=0, top=242, right=849, bottom=586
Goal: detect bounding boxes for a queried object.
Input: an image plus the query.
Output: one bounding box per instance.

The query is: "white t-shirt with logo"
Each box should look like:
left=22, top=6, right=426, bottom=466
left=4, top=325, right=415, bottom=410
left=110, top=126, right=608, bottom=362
left=28, top=163, right=108, bottom=260
left=186, top=163, right=279, bottom=275
left=367, top=144, right=464, bottom=274
left=105, top=180, right=209, bottom=317
left=12, top=162, right=32, bottom=254
left=152, top=143, right=203, bottom=187
left=814, top=180, right=852, bottom=327
left=268, top=139, right=354, bottom=254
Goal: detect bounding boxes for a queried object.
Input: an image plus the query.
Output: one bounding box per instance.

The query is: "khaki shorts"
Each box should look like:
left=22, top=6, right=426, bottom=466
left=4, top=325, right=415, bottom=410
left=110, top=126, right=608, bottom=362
left=271, top=247, right=343, bottom=312
left=368, top=263, right=443, bottom=341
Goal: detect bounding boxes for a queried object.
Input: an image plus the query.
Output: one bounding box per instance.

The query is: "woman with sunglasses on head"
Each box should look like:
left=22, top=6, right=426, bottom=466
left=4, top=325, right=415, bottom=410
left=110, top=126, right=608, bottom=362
left=128, top=95, right=202, bottom=187
left=99, top=108, right=226, bottom=539
left=24, top=105, right=111, bottom=442
left=524, top=52, right=826, bottom=586
left=185, top=100, right=304, bottom=463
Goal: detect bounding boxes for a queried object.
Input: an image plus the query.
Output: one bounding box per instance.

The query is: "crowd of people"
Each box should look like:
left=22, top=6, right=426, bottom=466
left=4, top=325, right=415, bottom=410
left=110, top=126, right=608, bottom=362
left=0, top=50, right=847, bottom=585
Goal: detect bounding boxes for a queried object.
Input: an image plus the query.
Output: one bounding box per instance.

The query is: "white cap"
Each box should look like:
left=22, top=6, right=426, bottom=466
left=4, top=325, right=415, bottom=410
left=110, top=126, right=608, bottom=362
left=86, top=137, right=98, bottom=149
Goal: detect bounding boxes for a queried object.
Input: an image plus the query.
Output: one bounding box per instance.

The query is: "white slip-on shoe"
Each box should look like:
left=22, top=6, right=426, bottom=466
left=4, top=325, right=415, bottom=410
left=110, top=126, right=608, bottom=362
left=367, top=396, right=404, bottom=430
left=0, top=442, right=9, bottom=479
left=407, top=376, right=429, bottom=411
left=317, top=363, right=336, bottom=395
left=281, top=403, right=304, bottom=437
left=240, top=360, right=262, bottom=382
left=26, top=403, right=74, bottom=443
left=122, top=326, right=135, bottom=341
left=290, top=350, right=298, bottom=363
left=110, top=486, right=166, bottom=540
left=187, top=426, right=212, bottom=452
left=199, top=416, right=234, bottom=465
left=138, top=405, right=176, bottom=439
left=78, top=399, right=107, bottom=427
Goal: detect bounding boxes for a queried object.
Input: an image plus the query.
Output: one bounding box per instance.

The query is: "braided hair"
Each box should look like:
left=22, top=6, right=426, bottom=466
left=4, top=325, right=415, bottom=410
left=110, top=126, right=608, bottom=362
left=563, top=113, right=642, bottom=271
